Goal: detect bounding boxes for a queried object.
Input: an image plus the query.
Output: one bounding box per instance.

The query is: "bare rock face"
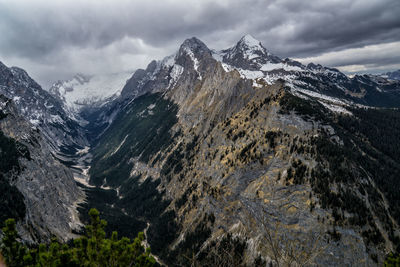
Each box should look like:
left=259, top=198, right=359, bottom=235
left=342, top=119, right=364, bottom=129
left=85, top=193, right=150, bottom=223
left=0, top=95, right=84, bottom=243
left=155, top=82, right=374, bottom=265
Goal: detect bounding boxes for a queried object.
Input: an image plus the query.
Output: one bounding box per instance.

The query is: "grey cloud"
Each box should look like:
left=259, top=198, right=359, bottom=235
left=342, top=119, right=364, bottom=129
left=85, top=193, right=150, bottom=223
left=294, top=41, right=400, bottom=74
left=246, top=0, right=400, bottom=57
left=0, top=0, right=399, bottom=86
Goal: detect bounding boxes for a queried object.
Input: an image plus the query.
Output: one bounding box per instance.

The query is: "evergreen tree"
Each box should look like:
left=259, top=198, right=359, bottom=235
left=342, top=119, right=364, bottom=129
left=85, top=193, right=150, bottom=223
left=0, top=219, right=27, bottom=267
left=0, top=209, right=156, bottom=267
left=385, top=252, right=400, bottom=267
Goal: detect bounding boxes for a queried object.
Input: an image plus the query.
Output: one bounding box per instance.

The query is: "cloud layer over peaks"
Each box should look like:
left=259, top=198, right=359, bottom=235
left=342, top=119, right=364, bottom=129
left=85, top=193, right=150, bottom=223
left=0, top=0, right=399, bottom=86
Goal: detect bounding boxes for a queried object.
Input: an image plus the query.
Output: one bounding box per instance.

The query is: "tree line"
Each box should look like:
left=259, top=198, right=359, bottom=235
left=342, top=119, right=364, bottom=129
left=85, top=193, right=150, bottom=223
left=0, top=209, right=155, bottom=267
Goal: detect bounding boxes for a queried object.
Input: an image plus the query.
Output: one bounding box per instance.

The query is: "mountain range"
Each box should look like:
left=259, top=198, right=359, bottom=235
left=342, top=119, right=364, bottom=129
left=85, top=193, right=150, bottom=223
left=1, top=35, right=400, bottom=266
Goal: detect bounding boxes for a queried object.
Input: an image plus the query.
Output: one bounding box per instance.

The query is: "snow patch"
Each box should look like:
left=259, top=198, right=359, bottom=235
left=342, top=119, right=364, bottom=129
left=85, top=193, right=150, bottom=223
left=161, top=53, right=177, bottom=67
left=13, top=96, right=21, bottom=103
left=147, top=103, right=156, bottom=110
left=211, top=50, right=223, bottom=62
left=238, top=69, right=264, bottom=80
left=168, top=64, right=184, bottom=87
left=29, top=119, right=40, bottom=125
left=292, top=87, right=350, bottom=106
left=48, top=72, right=132, bottom=112
left=320, top=102, right=352, bottom=115
left=240, top=34, right=262, bottom=48
left=183, top=47, right=202, bottom=80
left=50, top=114, right=63, bottom=123
left=290, top=87, right=353, bottom=115
left=260, top=62, right=303, bottom=72
left=76, top=146, right=90, bottom=156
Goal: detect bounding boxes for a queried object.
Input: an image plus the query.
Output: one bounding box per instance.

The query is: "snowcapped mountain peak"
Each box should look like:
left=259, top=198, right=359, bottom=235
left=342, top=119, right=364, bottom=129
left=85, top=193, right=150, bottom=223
left=215, top=34, right=282, bottom=72
left=233, top=34, right=268, bottom=57
left=48, top=72, right=132, bottom=112
left=175, top=37, right=212, bottom=80
left=237, top=34, right=264, bottom=51
left=180, top=37, right=209, bottom=52
left=178, top=37, right=211, bottom=62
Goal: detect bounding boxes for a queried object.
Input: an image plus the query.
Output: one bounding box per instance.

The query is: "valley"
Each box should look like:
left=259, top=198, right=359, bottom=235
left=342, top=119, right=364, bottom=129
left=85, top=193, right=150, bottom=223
left=1, top=35, right=400, bottom=266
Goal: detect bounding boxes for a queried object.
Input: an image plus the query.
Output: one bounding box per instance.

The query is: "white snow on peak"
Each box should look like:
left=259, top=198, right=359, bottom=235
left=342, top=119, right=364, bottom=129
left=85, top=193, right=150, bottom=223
left=49, top=72, right=132, bottom=111
left=168, top=64, right=184, bottom=88
left=260, top=62, right=303, bottom=72
left=239, top=34, right=262, bottom=48
left=182, top=47, right=202, bottom=80
left=237, top=69, right=264, bottom=80
left=289, top=86, right=353, bottom=115
left=212, top=49, right=304, bottom=85
left=161, top=53, right=177, bottom=68
left=237, top=34, right=267, bottom=59
left=211, top=50, right=223, bottom=62
left=29, top=119, right=40, bottom=126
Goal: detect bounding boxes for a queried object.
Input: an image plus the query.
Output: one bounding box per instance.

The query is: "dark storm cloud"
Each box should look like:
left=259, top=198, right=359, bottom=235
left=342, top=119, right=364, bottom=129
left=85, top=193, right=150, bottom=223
left=0, top=0, right=240, bottom=59
left=268, top=0, right=400, bottom=57
left=0, top=0, right=399, bottom=86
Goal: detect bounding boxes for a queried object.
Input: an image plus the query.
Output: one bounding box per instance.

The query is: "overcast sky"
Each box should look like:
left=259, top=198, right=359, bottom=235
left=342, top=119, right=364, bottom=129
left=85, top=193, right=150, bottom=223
left=0, top=0, right=399, bottom=87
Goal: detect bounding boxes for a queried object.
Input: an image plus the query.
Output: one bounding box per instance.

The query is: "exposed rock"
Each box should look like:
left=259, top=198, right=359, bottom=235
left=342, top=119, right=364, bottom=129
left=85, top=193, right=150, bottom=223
left=0, top=95, right=84, bottom=243
left=0, top=61, right=87, bottom=155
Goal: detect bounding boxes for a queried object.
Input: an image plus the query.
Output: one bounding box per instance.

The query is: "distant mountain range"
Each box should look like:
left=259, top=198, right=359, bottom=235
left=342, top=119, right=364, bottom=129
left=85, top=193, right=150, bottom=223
left=379, top=69, right=400, bottom=80
left=1, top=35, right=400, bottom=265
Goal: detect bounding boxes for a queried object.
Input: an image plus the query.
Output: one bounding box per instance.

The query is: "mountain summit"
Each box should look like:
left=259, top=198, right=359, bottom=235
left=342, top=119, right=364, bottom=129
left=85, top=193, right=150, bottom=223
left=179, top=37, right=211, bottom=55
left=238, top=34, right=263, bottom=47
left=234, top=34, right=269, bottom=58
left=218, top=34, right=281, bottom=70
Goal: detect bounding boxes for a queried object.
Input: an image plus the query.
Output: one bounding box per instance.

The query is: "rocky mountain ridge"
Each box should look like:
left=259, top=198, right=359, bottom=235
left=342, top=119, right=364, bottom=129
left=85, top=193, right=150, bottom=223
left=380, top=69, right=400, bottom=80
left=118, top=35, right=400, bottom=113
left=83, top=36, right=400, bottom=265
left=1, top=35, right=400, bottom=266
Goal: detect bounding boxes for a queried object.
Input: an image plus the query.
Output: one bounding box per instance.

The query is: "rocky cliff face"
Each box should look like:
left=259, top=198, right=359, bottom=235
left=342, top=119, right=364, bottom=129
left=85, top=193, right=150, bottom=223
left=86, top=36, right=400, bottom=265
left=0, top=61, right=87, bottom=155
left=0, top=95, right=84, bottom=243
